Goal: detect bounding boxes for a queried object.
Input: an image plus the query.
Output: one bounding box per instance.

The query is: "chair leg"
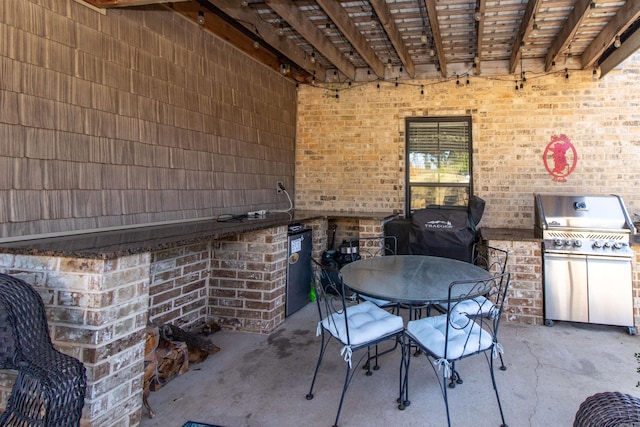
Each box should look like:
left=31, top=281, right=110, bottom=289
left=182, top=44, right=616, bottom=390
left=306, top=332, right=329, bottom=400
left=489, top=354, right=508, bottom=427
left=333, top=362, right=352, bottom=427
left=398, top=334, right=411, bottom=410
left=499, top=353, right=507, bottom=371
left=364, top=346, right=373, bottom=376
left=364, top=336, right=400, bottom=373
left=442, top=365, right=452, bottom=427
left=447, top=362, right=463, bottom=388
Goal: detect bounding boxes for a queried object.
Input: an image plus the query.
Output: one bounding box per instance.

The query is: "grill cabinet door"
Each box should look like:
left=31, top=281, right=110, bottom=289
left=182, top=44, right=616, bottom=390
left=587, top=256, right=633, bottom=327
left=544, top=254, right=588, bottom=323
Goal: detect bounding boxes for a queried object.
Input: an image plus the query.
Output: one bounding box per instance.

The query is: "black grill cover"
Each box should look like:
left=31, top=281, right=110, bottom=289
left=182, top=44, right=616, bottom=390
left=409, top=205, right=480, bottom=262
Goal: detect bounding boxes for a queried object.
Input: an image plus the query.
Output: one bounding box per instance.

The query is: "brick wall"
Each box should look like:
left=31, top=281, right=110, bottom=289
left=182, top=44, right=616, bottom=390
left=483, top=240, right=544, bottom=325
left=0, top=0, right=296, bottom=239
left=208, top=226, right=288, bottom=334
left=294, top=56, right=640, bottom=229
left=0, top=252, right=150, bottom=426
left=149, top=242, right=211, bottom=329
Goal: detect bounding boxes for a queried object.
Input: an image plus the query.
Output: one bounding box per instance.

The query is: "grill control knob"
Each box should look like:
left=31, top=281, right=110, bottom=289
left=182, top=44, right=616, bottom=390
left=593, top=240, right=603, bottom=249
left=604, top=241, right=612, bottom=248
left=573, top=240, right=582, bottom=248
left=613, top=242, right=623, bottom=250
left=565, top=240, right=573, bottom=246
left=554, top=239, right=563, bottom=247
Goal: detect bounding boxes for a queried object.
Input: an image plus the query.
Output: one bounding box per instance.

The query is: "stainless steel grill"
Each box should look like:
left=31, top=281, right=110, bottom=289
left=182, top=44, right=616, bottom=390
left=534, top=194, right=636, bottom=334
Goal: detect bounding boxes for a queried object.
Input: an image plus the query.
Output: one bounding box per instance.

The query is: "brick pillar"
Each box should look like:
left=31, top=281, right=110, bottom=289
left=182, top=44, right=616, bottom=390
left=303, top=218, right=328, bottom=260
left=0, top=253, right=150, bottom=426
left=209, top=225, right=288, bottom=334
left=483, top=239, right=543, bottom=325
left=149, top=242, right=211, bottom=329
left=357, top=218, right=384, bottom=238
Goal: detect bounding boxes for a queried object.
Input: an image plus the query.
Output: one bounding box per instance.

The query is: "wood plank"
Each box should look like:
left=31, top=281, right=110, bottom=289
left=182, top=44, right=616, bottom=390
left=82, top=0, right=190, bottom=7
left=581, top=0, right=640, bottom=69
left=317, top=0, right=385, bottom=78
left=509, top=0, right=542, bottom=74
left=544, top=0, right=592, bottom=72
left=266, top=0, right=356, bottom=81
left=424, top=0, right=446, bottom=77
left=475, top=0, right=487, bottom=74
left=599, top=25, right=640, bottom=77
left=370, top=0, right=415, bottom=78
left=205, top=0, right=325, bottom=82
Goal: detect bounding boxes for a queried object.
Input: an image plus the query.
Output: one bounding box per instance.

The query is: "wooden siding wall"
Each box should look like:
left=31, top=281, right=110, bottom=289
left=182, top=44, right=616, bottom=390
left=0, top=0, right=297, bottom=240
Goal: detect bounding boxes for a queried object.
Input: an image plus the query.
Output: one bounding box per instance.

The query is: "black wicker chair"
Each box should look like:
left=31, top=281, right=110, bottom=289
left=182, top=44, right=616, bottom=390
left=574, top=391, right=640, bottom=427
left=0, top=273, right=86, bottom=427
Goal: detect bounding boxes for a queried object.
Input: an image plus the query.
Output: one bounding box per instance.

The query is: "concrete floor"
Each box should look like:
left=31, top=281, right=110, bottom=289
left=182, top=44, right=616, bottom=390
left=142, top=302, right=640, bottom=427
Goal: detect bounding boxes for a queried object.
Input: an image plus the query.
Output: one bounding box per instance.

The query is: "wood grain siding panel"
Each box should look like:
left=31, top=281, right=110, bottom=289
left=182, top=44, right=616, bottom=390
left=2, top=0, right=296, bottom=239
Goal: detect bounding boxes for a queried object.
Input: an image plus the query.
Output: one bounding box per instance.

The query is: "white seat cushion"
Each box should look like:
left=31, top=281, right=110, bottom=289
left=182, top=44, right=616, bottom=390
left=360, top=294, right=395, bottom=308
left=406, top=312, right=493, bottom=360
left=321, top=301, right=404, bottom=347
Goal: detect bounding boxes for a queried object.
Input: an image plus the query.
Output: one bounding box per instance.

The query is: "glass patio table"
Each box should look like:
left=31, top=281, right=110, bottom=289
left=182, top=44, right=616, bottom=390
left=339, top=255, right=491, bottom=308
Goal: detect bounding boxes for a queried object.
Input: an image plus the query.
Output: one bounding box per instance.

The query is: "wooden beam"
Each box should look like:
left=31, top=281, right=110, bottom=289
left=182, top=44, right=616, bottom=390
left=82, top=0, right=189, bottom=7
left=265, top=0, right=356, bottom=81
left=424, top=0, right=446, bottom=77
left=599, top=26, right=640, bottom=77
left=370, top=0, right=416, bottom=78
left=508, top=0, right=542, bottom=74
left=168, top=3, right=309, bottom=83
left=205, top=0, right=326, bottom=81
left=317, top=0, right=385, bottom=78
left=474, top=0, right=487, bottom=74
left=544, top=0, right=591, bottom=72
left=582, top=0, right=640, bottom=69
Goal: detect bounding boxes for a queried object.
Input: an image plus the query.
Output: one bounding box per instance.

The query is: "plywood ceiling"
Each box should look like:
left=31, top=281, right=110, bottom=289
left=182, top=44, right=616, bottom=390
left=83, top=0, right=640, bottom=83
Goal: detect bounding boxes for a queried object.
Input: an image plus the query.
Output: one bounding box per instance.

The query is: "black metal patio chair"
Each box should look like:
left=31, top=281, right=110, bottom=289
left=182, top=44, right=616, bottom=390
left=348, top=236, right=401, bottom=371
left=306, top=259, right=404, bottom=427
left=435, top=243, right=510, bottom=383
left=400, top=272, right=510, bottom=427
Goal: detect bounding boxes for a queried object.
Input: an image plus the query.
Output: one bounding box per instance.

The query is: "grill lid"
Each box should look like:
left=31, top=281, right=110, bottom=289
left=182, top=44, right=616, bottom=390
left=534, top=194, right=636, bottom=233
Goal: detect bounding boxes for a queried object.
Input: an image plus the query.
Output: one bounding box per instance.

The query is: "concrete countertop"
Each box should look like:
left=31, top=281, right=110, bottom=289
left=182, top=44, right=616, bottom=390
left=0, top=210, right=395, bottom=259
left=480, top=227, right=539, bottom=242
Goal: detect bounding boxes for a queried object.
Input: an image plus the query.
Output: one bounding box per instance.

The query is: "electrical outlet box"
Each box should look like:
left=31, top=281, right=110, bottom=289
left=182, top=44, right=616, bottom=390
left=277, top=181, right=284, bottom=194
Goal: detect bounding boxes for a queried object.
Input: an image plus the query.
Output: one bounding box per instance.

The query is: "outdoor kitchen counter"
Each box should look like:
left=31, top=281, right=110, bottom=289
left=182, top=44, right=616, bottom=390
left=0, top=210, right=395, bottom=259
left=480, top=227, right=539, bottom=241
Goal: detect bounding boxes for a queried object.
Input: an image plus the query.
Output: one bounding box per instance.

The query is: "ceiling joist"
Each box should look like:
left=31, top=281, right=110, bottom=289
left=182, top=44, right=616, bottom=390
left=581, top=0, right=640, bottom=70
left=509, top=0, right=542, bottom=74
left=207, top=0, right=326, bottom=81
left=371, top=0, right=415, bottom=78
left=475, top=0, right=487, bottom=75
left=544, top=0, right=592, bottom=72
left=599, top=22, right=640, bottom=77
left=80, top=0, right=640, bottom=84
left=316, top=0, right=385, bottom=78
left=265, top=0, right=356, bottom=81
left=424, top=0, right=446, bottom=77
left=82, top=0, right=189, bottom=7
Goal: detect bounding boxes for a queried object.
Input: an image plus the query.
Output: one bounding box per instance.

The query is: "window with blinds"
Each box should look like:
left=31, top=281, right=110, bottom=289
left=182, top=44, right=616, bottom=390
left=406, top=117, right=472, bottom=214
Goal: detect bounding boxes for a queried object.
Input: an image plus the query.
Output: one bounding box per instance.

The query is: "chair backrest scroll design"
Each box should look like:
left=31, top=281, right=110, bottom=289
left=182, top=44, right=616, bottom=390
left=311, top=258, right=352, bottom=346
left=445, top=272, right=511, bottom=358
